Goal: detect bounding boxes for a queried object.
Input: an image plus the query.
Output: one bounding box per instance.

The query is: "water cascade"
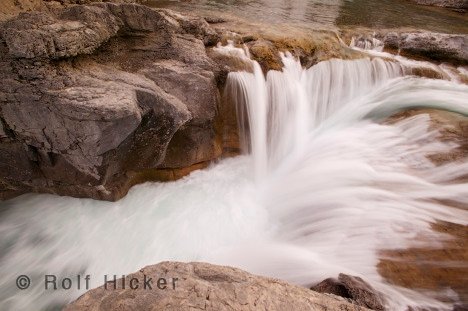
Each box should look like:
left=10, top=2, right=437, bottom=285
left=0, top=43, right=467, bottom=311
left=215, top=42, right=468, bottom=309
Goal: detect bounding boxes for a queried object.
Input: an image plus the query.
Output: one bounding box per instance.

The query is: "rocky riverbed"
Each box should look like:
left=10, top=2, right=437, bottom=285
left=1, top=0, right=467, bottom=202
left=0, top=1, right=467, bottom=311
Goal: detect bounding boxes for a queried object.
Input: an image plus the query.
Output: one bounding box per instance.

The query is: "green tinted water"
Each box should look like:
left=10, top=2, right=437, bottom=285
left=148, top=0, right=468, bottom=33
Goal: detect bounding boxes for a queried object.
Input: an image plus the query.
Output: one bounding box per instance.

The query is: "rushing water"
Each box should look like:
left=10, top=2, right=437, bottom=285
left=1, top=44, right=468, bottom=310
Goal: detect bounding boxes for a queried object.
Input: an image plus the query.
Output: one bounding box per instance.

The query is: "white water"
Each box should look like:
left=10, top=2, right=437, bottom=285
left=1, top=44, right=467, bottom=311
left=350, top=35, right=468, bottom=83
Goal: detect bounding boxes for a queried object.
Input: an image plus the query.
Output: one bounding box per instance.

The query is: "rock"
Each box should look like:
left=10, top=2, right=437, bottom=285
left=56, top=0, right=146, bottom=4
left=453, top=304, right=468, bottom=311
left=381, top=32, right=468, bottom=65
left=338, top=274, right=386, bottom=311
left=140, top=60, right=222, bottom=168
left=311, top=277, right=352, bottom=299
left=385, top=109, right=468, bottom=165
left=408, top=0, right=468, bottom=9
left=0, top=3, right=225, bottom=201
left=65, top=262, right=371, bottom=311
left=160, top=10, right=220, bottom=46
left=311, top=274, right=386, bottom=311
left=247, top=39, right=283, bottom=72
left=242, top=35, right=257, bottom=43
left=204, top=16, right=227, bottom=24
left=0, top=0, right=146, bottom=22
left=2, top=9, right=119, bottom=59
left=0, top=0, right=44, bottom=21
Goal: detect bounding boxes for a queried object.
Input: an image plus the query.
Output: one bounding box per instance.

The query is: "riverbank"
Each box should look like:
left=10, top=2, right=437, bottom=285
left=1, top=1, right=467, bottom=202
left=0, top=1, right=467, bottom=311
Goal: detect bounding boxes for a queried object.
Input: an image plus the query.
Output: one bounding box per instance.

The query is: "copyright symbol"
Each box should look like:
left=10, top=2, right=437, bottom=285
left=16, top=275, right=31, bottom=290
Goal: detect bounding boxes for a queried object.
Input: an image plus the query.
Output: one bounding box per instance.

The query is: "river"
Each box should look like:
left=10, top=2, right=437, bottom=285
left=1, top=1, right=467, bottom=310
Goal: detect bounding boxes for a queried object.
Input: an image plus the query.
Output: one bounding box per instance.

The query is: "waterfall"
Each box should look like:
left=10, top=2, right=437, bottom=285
left=222, top=42, right=405, bottom=177
left=0, top=43, right=467, bottom=311
left=214, top=42, right=468, bottom=310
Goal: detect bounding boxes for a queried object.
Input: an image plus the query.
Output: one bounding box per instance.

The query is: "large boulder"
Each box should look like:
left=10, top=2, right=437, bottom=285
left=65, top=262, right=371, bottom=311
left=0, top=3, right=224, bottom=201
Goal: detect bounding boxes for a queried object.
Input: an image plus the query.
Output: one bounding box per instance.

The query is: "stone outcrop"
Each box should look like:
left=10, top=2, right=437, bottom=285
left=65, top=262, right=371, bottom=311
left=0, top=0, right=146, bottom=21
left=0, top=3, right=225, bottom=201
left=381, top=32, right=468, bottom=65
left=0, top=0, right=45, bottom=21
left=409, top=0, right=468, bottom=9
left=347, top=31, right=468, bottom=65
left=311, top=274, right=386, bottom=311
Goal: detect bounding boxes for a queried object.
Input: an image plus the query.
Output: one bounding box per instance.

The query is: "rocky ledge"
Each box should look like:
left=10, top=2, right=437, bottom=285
left=0, top=1, right=363, bottom=202
left=409, top=0, right=468, bottom=10
left=1, top=1, right=467, bottom=202
left=381, top=32, right=468, bottom=65
left=0, top=3, right=225, bottom=201
left=65, top=262, right=372, bottom=311
left=348, top=31, right=468, bottom=66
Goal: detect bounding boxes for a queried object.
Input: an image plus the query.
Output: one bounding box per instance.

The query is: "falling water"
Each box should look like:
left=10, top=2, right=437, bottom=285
left=0, top=43, right=467, bottom=311
left=222, top=43, right=405, bottom=176
left=216, top=42, right=468, bottom=309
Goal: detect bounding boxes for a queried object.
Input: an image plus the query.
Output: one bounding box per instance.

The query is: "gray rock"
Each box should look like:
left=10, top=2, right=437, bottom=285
left=0, top=3, right=224, bottom=200
left=2, top=8, right=119, bottom=59
left=311, top=274, right=386, bottom=311
left=381, top=32, right=468, bottom=65
left=65, top=262, right=371, bottom=311
left=311, top=277, right=352, bottom=299
left=409, top=0, right=468, bottom=9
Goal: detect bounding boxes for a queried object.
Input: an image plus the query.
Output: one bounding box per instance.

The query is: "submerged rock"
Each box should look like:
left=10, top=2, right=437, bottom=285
left=0, top=3, right=224, bottom=201
left=65, top=262, right=371, bottom=311
left=311, top=274, right=386, bottom=311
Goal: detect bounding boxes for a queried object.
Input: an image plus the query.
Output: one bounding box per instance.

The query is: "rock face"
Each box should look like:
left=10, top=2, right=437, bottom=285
left=65, top=262, right=370, bottom=311
left=0, top=3, right=225, bottom=201
left=311, top=274, right=386, bottom=311
left=381, top=32, right=468, bottom=65
left=0, top=0, right=44, bottom=21
left=409, top=0, right=468, bottom=9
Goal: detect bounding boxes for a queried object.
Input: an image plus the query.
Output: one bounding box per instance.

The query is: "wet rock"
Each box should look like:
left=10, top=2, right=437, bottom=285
left=204, top=16, right=227, bottom=24
left=242, top=35, right=257, bottom=43
left=381, top=32, right=468, bottom=65
left=247, top=39, right=283, bottom=71
left=65, top=262, right=371, bottom=311
left=409, top=0, right=468, bottom=9
left=311, top=274, right=386, bottom=311
left=453, top=304, right=468, bottom=311
left=0, top=3, right=224, bottom=201
left=311, top=277, right=352, bottom=299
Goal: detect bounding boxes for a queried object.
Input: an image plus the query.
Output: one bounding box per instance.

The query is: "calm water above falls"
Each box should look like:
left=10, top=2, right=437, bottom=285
left=148, top=0, right=468, bottom=33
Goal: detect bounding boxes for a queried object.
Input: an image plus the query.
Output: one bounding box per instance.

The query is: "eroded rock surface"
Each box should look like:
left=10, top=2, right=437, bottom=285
left=409, top=0, right=468, bottom=9
left=0, top=3, right=224, bottom=200
left=311, top=274, right=386, bottom=311
left=65, top=262, right=371, bottom=311
left=381, top=32, right=468, bottom=65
